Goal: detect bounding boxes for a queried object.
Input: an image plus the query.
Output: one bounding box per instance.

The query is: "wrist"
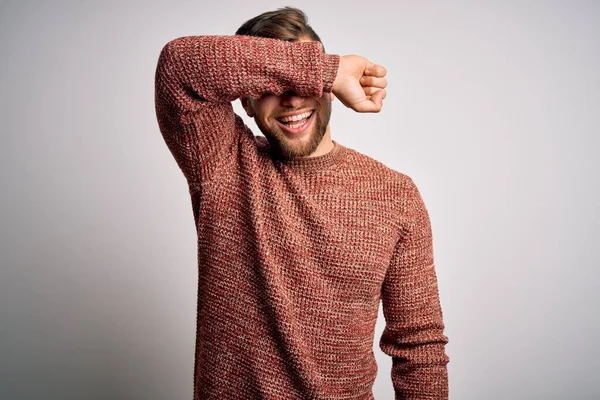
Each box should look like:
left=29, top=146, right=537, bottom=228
left=322, top=53, right=340, bottom=93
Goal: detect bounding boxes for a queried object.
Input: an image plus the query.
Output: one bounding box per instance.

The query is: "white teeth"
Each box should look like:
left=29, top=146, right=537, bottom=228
left=278, top=110, right=313, bottom=123
left=286, top=120, right=308, bottom=129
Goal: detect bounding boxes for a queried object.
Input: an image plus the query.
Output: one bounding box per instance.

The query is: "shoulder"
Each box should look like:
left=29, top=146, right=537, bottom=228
left=341, top=145, right=415, bottom=189
left=342, top=145, right=427, bottom=228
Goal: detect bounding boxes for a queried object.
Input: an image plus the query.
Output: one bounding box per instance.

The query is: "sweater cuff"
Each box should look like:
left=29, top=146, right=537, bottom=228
left=322, top=53, right=340, bottom=93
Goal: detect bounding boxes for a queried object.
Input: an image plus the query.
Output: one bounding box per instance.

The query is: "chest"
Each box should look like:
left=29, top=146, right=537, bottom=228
left=194, top=173, right=400, bottom=297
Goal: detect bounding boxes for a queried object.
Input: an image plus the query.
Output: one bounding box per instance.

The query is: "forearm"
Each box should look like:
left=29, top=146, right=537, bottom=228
left=155, top=35, right=340, bottom=108
left=381, top=321, right=449, bottom=399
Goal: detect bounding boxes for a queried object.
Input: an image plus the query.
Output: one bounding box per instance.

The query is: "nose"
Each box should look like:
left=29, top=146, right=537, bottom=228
left=280, top=91, right=307, bottom=108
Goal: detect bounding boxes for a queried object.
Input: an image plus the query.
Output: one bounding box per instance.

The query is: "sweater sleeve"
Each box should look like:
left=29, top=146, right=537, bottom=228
left=379, top=176, right=450, bottom=399
left=154, top=35, right=340, bottom=185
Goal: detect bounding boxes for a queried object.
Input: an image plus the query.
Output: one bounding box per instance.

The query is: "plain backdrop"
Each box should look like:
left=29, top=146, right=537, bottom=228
left=1, top=1, right=599, bottom=399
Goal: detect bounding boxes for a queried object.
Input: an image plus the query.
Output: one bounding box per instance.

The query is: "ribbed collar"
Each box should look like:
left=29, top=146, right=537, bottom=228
left=270, top=140, right=347, bottom=172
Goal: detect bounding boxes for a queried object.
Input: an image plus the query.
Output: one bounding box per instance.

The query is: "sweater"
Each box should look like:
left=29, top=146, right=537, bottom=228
left=154, top=34, right=450, bottom=400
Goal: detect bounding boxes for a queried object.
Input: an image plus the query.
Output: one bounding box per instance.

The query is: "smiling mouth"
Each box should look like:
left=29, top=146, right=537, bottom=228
left=276, top=110, right=315, bottom=133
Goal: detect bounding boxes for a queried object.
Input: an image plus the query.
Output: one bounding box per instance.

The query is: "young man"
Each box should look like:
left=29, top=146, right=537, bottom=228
left=154, top=6, right=450, bottom=400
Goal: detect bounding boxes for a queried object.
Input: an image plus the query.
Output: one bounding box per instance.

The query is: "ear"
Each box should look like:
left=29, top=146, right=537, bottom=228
left=240, top=96, right=255, bottom=117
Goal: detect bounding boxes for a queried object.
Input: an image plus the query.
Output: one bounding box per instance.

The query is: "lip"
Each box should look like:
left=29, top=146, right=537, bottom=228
left=277, top=109, right=314, bottom=118
left=275, top=110, right=315, bottom=135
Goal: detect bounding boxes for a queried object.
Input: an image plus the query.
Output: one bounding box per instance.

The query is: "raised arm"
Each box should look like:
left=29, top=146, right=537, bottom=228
left=154, top=35, right=340, bottom=185
left=379, top=176, right=450, bottom=399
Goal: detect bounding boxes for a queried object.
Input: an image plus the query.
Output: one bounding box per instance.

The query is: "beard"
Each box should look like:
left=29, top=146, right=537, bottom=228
left=256, top=100, right=332, bottom=160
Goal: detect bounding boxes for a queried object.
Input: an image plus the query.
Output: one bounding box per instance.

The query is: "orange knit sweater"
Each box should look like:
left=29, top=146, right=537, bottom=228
left=154, top=34, right=450, bottom=400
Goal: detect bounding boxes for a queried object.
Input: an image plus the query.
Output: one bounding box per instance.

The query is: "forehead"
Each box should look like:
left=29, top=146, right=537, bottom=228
left=295, top=35, right=317, bottom=44
left=294, top=36, right=323, bottom=52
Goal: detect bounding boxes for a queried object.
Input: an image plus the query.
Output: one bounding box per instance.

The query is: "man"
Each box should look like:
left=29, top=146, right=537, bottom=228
left=154, top=6, right=450, bottom=400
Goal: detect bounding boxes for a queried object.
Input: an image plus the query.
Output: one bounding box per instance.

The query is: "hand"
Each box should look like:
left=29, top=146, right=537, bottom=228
left=331, top=55, right=387, bottom=113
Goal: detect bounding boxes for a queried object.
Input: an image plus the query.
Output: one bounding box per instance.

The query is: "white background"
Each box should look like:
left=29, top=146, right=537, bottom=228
left=1, top=1, right=598, bottom=399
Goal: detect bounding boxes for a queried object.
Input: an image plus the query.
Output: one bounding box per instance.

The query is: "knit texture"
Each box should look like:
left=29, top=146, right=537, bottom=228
left=154, top=35, right=450, bottom=400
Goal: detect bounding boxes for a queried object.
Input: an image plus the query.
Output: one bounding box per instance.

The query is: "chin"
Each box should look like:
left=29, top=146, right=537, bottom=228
left=265, top=131, right=319, bottom=159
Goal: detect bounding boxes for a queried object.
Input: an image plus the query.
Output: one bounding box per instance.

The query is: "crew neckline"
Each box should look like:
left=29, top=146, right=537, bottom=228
left=270, top=140, right=347, bottom=171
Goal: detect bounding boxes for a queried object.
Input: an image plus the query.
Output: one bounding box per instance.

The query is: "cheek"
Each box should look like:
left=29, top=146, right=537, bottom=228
left=254, top=96, right=279, bottom=111
left=254, top=108, right=274, bottom=124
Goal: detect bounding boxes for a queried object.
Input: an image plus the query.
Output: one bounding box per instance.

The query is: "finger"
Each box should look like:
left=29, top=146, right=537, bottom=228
left=360, top=76, right=387, bottom=88
left=365, top=62, right=387, bottom=77
left=368, top=90, right=386, bottom=110
left=365, top=88, right=387, bottom=98
left=363, top=99, right=383, bottom=113
left=356, top=89, right=386, bottom=113
left=374, top=88, right=387, bottom=104
left=363, top=86, right=383, bottom=96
